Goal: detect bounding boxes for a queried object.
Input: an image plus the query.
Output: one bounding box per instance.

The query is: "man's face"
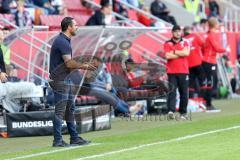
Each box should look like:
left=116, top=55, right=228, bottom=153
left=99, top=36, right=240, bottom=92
left=172, top=30, right=182, bottom=40
left=214, top=21, right=219, bottom=29
left=104, top=5, right=112, bottom=15
left=202, top=22, right=209, bottom=31
left=69, top=20, right=78, bottom=36
left=17, top=4, right=24, bottom=13
left=92, top=58, right=101, bottom=67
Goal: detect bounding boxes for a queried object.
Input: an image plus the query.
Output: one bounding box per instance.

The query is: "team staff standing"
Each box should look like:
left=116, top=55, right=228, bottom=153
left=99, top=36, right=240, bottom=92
left=183, top=26, right=206, bottom=99
left=164, top=25, right=190, bottom=119
left=49, top=17, right=96, bottom=147
left=202, top=17, right=229, bottom=111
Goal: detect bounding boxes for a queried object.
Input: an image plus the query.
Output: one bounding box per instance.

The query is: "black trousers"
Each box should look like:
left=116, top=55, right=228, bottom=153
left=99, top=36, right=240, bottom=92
left=167, top=74, right=189, bottom=114
left=202, top=62, right=218, bottom=106
left=156, top=14, right=177, bottom=26
left=189, top=65, right=206, bottom=98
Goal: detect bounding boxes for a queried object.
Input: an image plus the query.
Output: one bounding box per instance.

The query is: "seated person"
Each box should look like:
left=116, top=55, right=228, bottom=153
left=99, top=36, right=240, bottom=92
left=5, top=64, right=21, bottom=82
left=150, top=0, right=177, bottom=25
left=85, top=0, right=112, bottom=26
left=124, top=58, right=148, bottom=88
left=85, top=57, right=142, bottom=116
left=32, top=0, right=57, bottom=14
left=14, top=1, right=32, bottom=27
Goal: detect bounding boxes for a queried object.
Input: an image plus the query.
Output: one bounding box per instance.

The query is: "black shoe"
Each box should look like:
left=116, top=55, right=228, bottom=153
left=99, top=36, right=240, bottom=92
left=70, top=137, right=91, bottom=146
left=206, top=105, right=221, bottom=112
left=52, top=140, right=70, bottom=147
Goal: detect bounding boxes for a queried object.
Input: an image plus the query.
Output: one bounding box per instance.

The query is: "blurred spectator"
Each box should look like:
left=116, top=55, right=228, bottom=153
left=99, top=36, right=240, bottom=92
left=85, top=1, right=112, bottom=26
left=32, top=0, right=56, bottom=14
left=121, top=0, right=139, bottom=8
left=199, top=18, right=208, bottom=32
left=2, top=27, right=10, bottom=36
left=150, top=0, right=177, bottom=25
left=51, top=0, right=64, bottom=14
left=137, top=7, right=154, bottom=26
left=113, top=0, right=129, bottom=20
left=0, top=29, right=10, bottom=65
left=192, top=22, right=199, bottom=32
left=138, top=0, right=145, bottom=8
left=192, top=18, right=208, bottom=33
left=1, top=0, right=17, bottom=13
left=184, top=0, right=206, bottom=22
left=208, top=0, right=220, bottom=18
left=14, top=1, right=32, bottom=27
left=5, top=63, right=20, bottom=82
left=81, top=0, right=98, bottom=10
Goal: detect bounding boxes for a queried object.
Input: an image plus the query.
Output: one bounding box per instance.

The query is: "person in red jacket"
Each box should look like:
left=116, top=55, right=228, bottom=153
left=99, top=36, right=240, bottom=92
left=164, top=25, right=190, bottom=120
left=202, top=17, right=228, bottom=111
left=183, top=26, right=206, bottom=99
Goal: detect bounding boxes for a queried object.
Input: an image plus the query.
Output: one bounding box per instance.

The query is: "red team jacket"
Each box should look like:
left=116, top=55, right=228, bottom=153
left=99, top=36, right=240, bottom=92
left=164, top=38, right=190, bottom=74
left=202, top=31, right=226, bottom=64
left=184, top=33, right=204, bottom=68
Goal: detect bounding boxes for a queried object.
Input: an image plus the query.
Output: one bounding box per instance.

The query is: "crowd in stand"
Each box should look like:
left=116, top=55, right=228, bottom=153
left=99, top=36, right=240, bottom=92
left=0, top=0, right=223, bottom=29
left=0, top=0, right=65, bottom=27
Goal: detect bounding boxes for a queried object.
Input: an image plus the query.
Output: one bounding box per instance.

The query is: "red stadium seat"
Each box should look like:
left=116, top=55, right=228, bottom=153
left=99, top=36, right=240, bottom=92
left=40, top=14, right=91, bottom=30
left=63, top=0, right=90, bottom=12
left=40, top=15, right=63, bottom=30
left=0, top=14, right=15, bottom=29
left=128, top=9, right=138, bottom=21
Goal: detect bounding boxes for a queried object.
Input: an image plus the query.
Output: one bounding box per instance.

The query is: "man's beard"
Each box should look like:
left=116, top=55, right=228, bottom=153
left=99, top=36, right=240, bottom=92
left=173, top=36, right=181, bottom=41
left=71, top=30, right=76, bottom=36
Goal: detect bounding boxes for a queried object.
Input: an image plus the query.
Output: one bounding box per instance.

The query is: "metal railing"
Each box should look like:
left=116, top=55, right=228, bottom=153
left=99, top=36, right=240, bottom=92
left=84, top=0, right=170, bottom=62
left=116, top=0, right=172, bottom=27
left=224, top=7, right=240, bottom=32
left=0, top=17, right=51, bottom=83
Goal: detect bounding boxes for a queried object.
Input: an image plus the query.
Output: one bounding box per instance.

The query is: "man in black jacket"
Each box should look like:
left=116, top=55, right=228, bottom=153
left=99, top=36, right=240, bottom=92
left=150, top=0, right=177, bottom=25
left=209, top=0, right=220, bottom=18
left=85, top=0, right=112, bottom=26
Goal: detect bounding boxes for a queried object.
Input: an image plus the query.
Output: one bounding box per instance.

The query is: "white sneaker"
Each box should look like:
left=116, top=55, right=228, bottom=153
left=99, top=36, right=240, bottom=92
left=180, top=115, right=188, bottom=121
left=167, top=111, right=175, bottom=120
left=129, top=104, right=143, bottom=115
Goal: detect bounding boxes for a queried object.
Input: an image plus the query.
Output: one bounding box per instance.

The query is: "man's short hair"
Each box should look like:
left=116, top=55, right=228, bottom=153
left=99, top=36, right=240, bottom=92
left=200, top=18, right=208, bottom=25
left=208, top=17, right=218, bottom=29
left=61, top=17, right=74, bottom=32
left=183, top=26, right=192, bottom=35
left=172, top=25, right=181, bottom=32
left=101, top=0, right=110, bottom=8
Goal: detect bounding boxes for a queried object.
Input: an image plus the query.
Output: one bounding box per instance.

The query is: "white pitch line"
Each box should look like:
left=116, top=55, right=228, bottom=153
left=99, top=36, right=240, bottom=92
left=5, top=143, right=101, bottom=160
left=74, top=125, right=240, bottom=160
